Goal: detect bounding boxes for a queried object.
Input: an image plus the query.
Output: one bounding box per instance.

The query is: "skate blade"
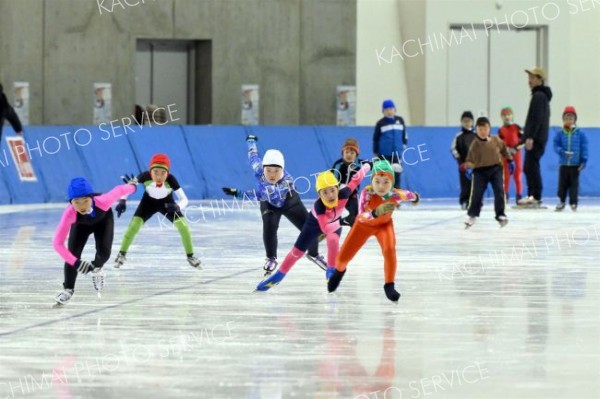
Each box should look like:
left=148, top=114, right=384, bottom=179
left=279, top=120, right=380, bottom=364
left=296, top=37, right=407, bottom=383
left=97, top=292, right=102, bottom=299
left=53, top=302, right=65, bottom=308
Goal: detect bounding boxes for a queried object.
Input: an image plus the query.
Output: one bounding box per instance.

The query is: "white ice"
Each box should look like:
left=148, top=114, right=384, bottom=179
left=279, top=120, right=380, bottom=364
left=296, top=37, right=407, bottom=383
left=0, top=198, right=599, bottom=399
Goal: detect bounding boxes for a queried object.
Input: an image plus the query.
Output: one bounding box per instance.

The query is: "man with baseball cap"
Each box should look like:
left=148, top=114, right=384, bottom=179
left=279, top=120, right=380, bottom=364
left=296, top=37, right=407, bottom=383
left=519, top=67, right=553, bottom=206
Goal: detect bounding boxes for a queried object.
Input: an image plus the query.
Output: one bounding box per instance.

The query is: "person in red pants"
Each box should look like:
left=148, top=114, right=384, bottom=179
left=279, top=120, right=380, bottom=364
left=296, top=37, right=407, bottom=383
left=498, top=106, right=524, bottom=204
left=327, top=159, right=419, bottom=302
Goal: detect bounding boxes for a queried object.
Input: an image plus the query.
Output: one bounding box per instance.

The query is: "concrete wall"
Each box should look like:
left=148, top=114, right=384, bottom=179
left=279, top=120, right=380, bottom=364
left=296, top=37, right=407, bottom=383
left=0, top=0, right=356, bottom=125
left=356, top=0, right=412, bottom=126
left=356, top=0, right=600, bottom=126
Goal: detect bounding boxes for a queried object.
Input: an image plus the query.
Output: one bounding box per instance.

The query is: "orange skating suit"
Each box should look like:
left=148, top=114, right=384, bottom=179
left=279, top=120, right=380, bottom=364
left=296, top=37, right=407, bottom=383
left=335, top=186, right=418, bottom=283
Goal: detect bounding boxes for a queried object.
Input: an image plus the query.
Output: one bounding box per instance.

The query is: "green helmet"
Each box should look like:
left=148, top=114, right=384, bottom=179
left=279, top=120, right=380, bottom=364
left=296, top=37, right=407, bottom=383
left=372, top=159, right=395, bottom=186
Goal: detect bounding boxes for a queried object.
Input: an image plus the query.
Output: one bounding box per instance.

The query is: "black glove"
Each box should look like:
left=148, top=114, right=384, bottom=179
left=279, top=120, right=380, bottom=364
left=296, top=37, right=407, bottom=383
left=75, top=259, right=94, bottom=275
left=121, top=173, right=138, bottom=185
left=165, top=203, right=180, bottom=214
left=246, top=134, right=258, bottom=142
left=222, top=187, right=240, bottom=198
left=412, top=192, right=420, bottom=205
left=115, top=199, right=126, bottom=217
left=360, top=159, right=373, bottom=168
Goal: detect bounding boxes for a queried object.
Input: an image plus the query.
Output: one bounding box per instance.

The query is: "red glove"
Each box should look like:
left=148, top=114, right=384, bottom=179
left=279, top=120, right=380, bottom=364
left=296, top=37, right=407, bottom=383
left=459, top=163, right=468, bottom=172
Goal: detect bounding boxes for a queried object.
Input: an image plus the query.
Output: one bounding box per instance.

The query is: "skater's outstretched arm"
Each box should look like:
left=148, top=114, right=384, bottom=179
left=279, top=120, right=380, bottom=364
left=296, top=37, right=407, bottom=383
left=94, top=184, right=137, bottom=211
left=390, top=189, right=419, bottom=204
left=52, top=208, right=78, bottom=266
left=345, top=163, right=370, bottom=193
left=247, top=140, right=263, bottom=177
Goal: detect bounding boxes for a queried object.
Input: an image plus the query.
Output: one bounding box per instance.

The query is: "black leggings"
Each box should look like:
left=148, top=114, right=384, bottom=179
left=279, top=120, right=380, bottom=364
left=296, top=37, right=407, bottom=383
left=63, top=211, right=114, bottom=290
left=261, top=192, right=319, bottom=259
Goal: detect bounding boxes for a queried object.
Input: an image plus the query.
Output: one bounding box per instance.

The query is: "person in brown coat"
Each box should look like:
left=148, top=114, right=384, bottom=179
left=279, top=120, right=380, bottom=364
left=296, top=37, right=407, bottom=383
left=464, top=117, right=514, bottom=228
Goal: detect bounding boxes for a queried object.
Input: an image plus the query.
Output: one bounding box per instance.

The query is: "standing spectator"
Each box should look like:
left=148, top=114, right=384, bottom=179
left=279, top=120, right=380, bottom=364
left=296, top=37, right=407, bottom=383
left=373, top=99, right=407, bottom=188
left=518, top=67, right=552, bottom=206
left=553, top=106, right=588, bottom=212
left=498, top=106, right=524, bottom=204
left=451, top=111, right=476, bottom=209
left=0, top=83, right=24, bottom=139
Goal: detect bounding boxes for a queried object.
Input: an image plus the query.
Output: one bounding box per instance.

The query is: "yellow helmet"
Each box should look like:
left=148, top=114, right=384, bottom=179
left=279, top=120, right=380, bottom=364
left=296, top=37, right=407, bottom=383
left=316, top=171, right=339, bottom=208
left=316, top=171, right=338, bottom=192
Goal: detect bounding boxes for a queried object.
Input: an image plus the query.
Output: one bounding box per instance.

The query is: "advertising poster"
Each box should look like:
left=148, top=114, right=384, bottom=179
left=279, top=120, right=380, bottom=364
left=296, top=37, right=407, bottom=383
left=336, top=85, right=356, bottom=126
left=93, top=83, right=112, bottom=124
left=13, top=81, right=29, bottom=126
left=241, top=84, right=259, bottom=126
left=5, top=136, right=37, bottom=182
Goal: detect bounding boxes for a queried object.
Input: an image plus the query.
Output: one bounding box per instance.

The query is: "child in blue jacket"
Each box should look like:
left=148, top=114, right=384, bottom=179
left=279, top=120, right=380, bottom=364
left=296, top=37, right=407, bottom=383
left=222, top=135, right=325, bottom=275
left=553, top=106, right=588, bottom=211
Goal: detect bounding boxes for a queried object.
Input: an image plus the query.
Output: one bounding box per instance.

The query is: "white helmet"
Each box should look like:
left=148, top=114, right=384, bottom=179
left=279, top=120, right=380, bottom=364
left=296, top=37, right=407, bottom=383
left=262, top=149, right=285, bottom=169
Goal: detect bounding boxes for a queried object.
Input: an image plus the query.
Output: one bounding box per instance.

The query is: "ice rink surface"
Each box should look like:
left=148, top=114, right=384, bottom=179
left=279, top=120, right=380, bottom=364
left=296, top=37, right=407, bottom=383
left=0, top=198, right=598, bottom=399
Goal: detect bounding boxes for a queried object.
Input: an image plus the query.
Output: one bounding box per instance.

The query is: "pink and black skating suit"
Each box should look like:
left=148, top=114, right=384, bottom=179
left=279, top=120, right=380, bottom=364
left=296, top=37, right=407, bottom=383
left=53, top=184, right=136, bottom=290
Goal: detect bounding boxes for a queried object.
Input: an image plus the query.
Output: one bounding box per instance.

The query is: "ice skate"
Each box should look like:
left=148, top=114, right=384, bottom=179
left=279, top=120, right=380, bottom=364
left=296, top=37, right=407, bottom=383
left=92, top=267, right=105, bottom=294
left=306, top=254, right=327, bottom=271
left=383, top=282, right=401, bottom=302
left=114, top=252, right=126, bottom=268
left=54, top=289, right=74, bottom=306
left=464, top=216, right=476, bottom=229
left=327, top=269, right=346, bottom=293
left=326, top=267, right=336, bottom=281
left=256, top=270, right=286, bottom=292
left=187, top=255, right=202, bottom=268
left=570, top=204, right=578, bottom=211
left=495, top=215, right=508, bottom=227
left=517, top=195, right=535, bottom=205
left=555, top=202, right=565, bottom=212
left=263, top=257, right=278, bottom=276
left=513, top=196, right=546, bottom=209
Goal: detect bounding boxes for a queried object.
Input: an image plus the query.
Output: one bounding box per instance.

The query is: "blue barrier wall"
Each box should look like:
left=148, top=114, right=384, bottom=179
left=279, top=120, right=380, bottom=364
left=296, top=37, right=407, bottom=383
left=1, top=126, right=598, bottom=204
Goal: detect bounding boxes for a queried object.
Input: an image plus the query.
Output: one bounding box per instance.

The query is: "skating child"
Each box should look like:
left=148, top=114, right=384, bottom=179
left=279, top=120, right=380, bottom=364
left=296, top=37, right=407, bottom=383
left=255, top=162, right=371, bottom=291
left=113, top=153, right=201, bottom=268
left=498, top=106, right=524, bottom=204
left=327, top=160, right=419, bottom=302
left=464, top=117, right=514, bottom=228
left=53, top=177, right=137, bottom=305
left=222, top=135, right=326, bottom=275
left=450, top=111, right=476, bottom=209
left=553, top=106, right=588, bottom=211
left=331, top=138, right=370, bottom=226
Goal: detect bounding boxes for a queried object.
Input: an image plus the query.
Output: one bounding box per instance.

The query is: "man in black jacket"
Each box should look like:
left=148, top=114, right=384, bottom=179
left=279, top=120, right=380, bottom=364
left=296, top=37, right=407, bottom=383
left=518, top=67, right=552, bottom=206
left=0, top=83, right=24, bottom=139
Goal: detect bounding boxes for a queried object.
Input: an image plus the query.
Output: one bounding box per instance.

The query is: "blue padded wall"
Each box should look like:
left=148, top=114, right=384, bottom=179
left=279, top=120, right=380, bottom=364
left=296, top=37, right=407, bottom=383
left=1, top=126, right=598, bottom=204
left=72, top=125, right=140, bottom=196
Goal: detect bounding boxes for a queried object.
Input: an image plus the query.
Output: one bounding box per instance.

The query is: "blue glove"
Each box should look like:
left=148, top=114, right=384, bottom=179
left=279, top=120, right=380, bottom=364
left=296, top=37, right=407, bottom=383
left=115, top=199, right=126, bottom=217
left=508, top=160, right=515, bottom=175
left=165, top=203, right=180, bottom=214
left=465, top=168, right=473, bottom=181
